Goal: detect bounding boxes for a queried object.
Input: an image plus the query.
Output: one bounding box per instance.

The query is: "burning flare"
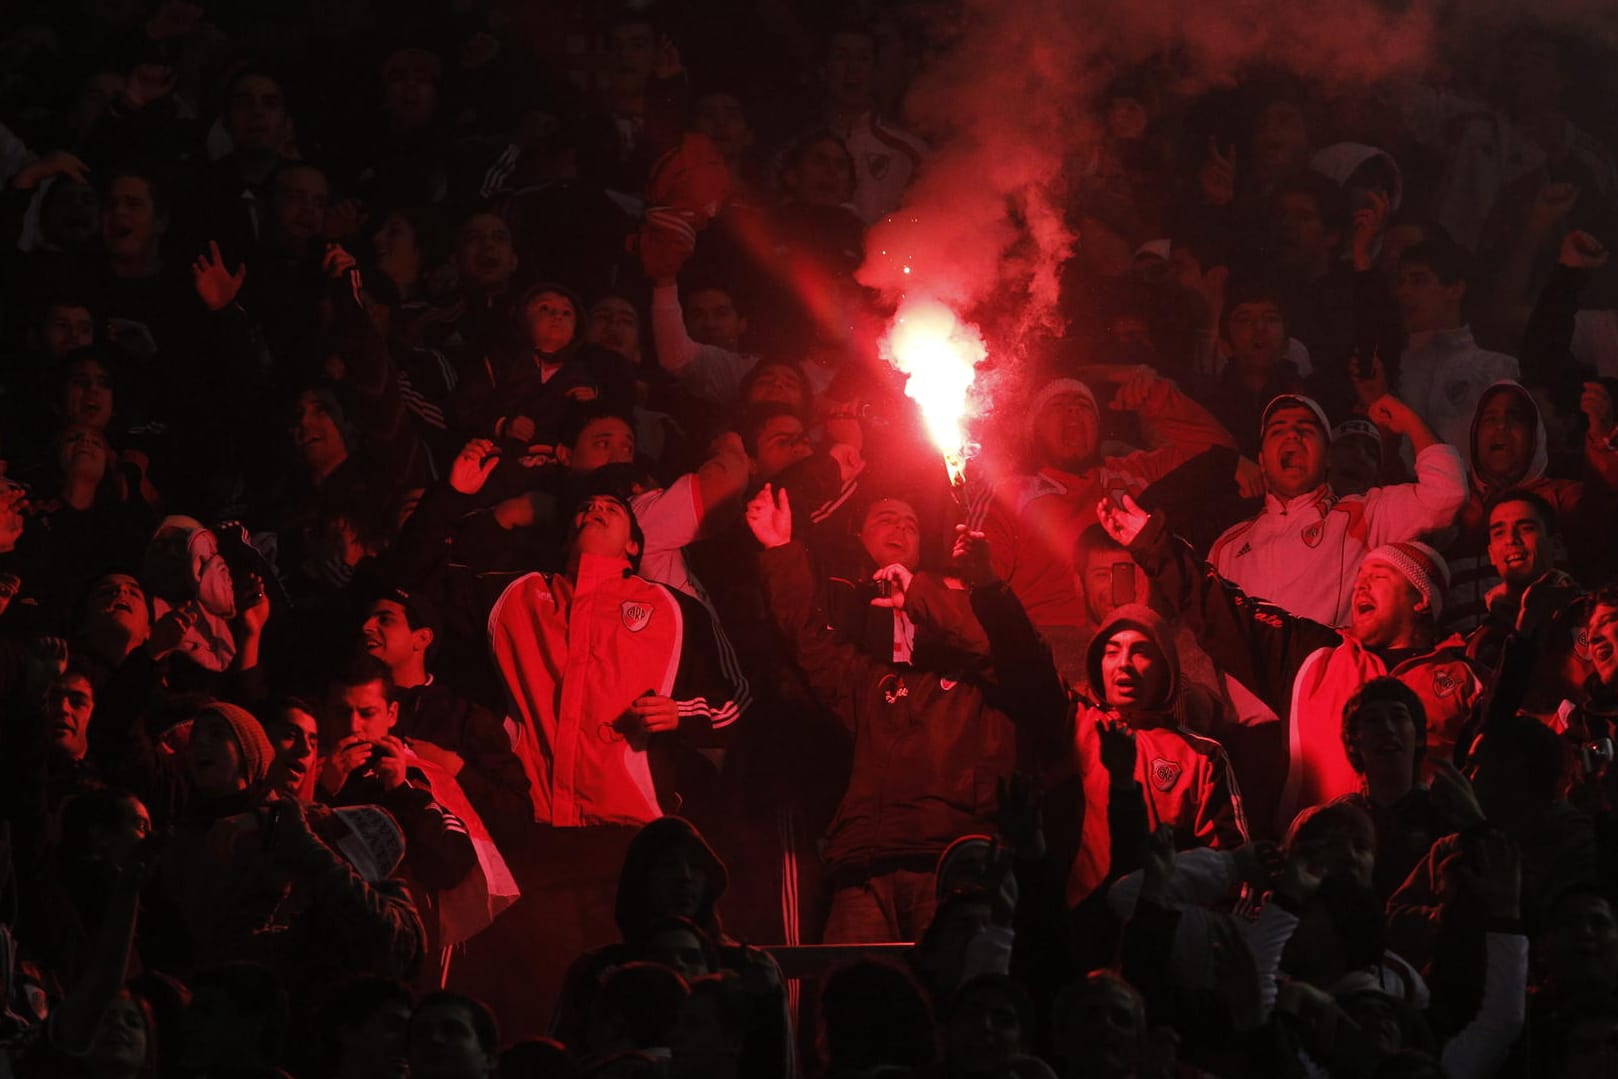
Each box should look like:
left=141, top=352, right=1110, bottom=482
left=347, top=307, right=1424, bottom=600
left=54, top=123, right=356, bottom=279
left=880, top=297, right=987, bottom=483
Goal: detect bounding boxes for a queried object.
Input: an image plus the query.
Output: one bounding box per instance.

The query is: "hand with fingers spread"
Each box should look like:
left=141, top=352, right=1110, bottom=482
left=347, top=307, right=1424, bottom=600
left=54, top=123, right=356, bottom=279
left=1429, top=758, right=1486, bottom=832
left=1198, top=138, right=1237, bottom=207
left=869, top=564, right=914, bottom=609
left=193, top=241, right=246, bottom=311
left=745, top=483, right=792, bottom=549
left=449, top=439, right=499, bottom=496
left=950, top=525, right=994, bottom=587
left=1096, top=492, right=1152, bottom=548
left=1349, top=189, right=1391, bottom=271
left=1560, top=229, right=1609, bottom=271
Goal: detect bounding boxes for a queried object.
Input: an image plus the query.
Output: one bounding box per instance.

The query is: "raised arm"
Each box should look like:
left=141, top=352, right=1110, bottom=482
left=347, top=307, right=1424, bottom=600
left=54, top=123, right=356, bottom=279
left=1099, top=495, right=1342, bottom=715
left=749, top=485, right=875, bottom=729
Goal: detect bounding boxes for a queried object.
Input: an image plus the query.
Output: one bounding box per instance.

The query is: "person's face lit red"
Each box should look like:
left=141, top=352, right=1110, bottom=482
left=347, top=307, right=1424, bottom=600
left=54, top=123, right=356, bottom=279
left=455, top=214, right=517, bottom=294
left=58, top=424, right=110, bottom=484
left=61, top=358, right=113, bottom=431
left=382, top=54, right=437, bottom=130
left=571, top=496, right=639, bottom=563
left=43, top=305, right=95, bottom=359
left=1273, top=191, right=1334, bottom=273
left=753, top=415, right=812, bottom=479
left=858, top=499, right=920, bottom=571
left=1225, top=300, right=1287, bottom=374
left=1253, top=100, right=1310, bottom=174
left=524, top=291, right=577, bottom=354
left=275, top=166, right=330, bottom=250
left=1487, top=499, right=1550, bottom=588
left=692, top=93, right=752, bottom=163
left=293, top=393, right=348, bottom=472
left=1473, top=390, right=1534, bottom=485
left=1259, top=406, right=1327, bottom=499
left=561, top=417, right=635, bottom=474
left=187, top=711, right=248, bottom=796
left=90, top=574, right=150, bottom=643
left=373, top=213, right=422, bottom=290
left=227, top=74, right=290, bottom=154
left=46, top=673, right=94, bottom=760
left=783, top=138, right=855, bottom=207
left=266, top=707, right=318, bottom=795
left=1031, top=392, right=1099, bottom=472
left=587, top=297, right=640, bottom=361
left=101, top=176, right=160, bottom=260
left=1395, top=262, right=1463, bottom=335
left=823, top=32, right=876, bottom=113
left=1100, top=628, right=1168, bottom=711
left=1349, top=560, right=1423, bottom=649
left=746, top=365, right=807, bottom=410
left=330, top=680, right=398, bottom=744
left=1588, top=603, right=1618, bottom=689
left=685, top=288, right=746, bottom=351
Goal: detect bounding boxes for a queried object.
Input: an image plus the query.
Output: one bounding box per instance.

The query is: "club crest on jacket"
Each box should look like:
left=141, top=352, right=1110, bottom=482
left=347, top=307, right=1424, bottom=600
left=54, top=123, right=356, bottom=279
left=621, top=601, right=653, bottom=633
left=1149, top=757, right=1182, bottom=792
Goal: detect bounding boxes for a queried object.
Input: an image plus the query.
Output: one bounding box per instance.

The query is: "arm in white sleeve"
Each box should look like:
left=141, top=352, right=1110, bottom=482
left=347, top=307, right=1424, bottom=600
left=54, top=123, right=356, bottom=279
left=1438, top=932, right=1529, bottom=1079
left=1106, top=847, right=1240, bottom=918
left=1365, top=442, right=1468, bottom=545
left=651, top=282, right=700, bottom=376
left=1248, top=900, right=1302, bottom=1023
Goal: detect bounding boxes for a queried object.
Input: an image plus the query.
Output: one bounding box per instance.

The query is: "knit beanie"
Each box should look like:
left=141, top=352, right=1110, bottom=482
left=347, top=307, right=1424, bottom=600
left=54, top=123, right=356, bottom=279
left=1363, top=542, right=1450, bottom=618
left=204, top=701, right=275, bottom=788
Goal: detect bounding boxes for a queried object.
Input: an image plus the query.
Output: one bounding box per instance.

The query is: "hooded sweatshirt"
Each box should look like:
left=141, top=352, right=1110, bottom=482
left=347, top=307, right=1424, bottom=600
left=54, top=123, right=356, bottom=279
left=1442, top=381, right=1592, bottom=635
left=1069, top=606, right=1247, bottom=904
left=1397, top=327, right=1518, bottom=466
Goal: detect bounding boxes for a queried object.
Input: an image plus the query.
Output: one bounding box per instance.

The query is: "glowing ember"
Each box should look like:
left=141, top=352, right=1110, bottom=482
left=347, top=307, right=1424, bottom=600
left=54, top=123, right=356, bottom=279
left=880, top=297, right=987, bottom=484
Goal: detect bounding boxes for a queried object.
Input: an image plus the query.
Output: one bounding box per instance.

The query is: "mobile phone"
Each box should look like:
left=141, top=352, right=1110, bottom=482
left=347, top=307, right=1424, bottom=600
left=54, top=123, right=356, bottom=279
left=1111, top=561, right=1137, bottom=607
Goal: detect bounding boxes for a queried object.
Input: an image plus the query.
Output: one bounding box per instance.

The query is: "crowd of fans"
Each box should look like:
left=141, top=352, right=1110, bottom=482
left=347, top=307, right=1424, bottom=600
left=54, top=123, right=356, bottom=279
left=3, top=1, right=1618, bottom=1076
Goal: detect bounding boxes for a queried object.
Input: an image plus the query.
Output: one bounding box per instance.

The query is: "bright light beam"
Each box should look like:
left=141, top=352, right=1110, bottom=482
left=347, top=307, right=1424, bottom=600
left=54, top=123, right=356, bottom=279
left=880, top=297, right=987, bottom=485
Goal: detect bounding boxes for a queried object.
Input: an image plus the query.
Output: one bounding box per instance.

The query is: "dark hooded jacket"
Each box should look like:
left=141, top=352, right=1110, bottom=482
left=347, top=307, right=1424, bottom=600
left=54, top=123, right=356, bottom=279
left=1069, top=605, right=1247, bottom=905
left=757, top=540, right=1068, bottom=875
left=548, top=817, right=792, bottom=1075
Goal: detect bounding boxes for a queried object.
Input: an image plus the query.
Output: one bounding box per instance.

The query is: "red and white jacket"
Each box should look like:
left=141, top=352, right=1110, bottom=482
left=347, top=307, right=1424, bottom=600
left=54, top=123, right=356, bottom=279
left=488, top=553, right=749, bottom=828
